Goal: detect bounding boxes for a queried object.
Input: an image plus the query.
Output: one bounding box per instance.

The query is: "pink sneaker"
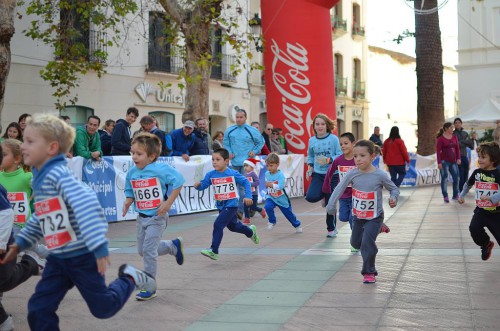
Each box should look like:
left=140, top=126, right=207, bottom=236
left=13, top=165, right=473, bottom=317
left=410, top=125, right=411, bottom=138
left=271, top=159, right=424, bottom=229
left=243, top=218, right=251, bottom=225
left=379, top=223, right=390, bottom=234
left=260, top=209, right=267, bottom=218
left=363, top=274, right=376, bottom=284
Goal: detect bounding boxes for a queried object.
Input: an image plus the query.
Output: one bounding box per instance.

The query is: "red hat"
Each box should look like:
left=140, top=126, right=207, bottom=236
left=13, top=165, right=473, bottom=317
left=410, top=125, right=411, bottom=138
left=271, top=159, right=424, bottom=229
left=243, top=158, right=260, bottom=168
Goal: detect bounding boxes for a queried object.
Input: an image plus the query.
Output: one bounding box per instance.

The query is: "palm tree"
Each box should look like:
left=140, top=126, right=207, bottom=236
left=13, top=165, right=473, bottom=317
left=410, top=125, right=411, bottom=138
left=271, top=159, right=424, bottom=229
left=414, top=0, right=445, bottom=155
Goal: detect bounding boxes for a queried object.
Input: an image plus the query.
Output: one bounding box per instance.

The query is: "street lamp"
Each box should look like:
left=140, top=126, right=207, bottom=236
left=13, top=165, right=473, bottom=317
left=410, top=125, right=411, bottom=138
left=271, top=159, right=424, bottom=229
left=249, top=13, right=263, bottom=52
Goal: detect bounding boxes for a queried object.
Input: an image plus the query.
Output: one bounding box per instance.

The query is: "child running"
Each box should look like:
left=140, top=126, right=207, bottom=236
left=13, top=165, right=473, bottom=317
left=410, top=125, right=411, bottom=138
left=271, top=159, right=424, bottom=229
left=0, top=144, right=43, bottom=331
left=122, top=133, right=185, bottom=301
left=458, top=142, right=500, bottom=261
left=326, top=140, right=399, bottom=284
left=264, top=153, right=303, bottom=232
left=194, top=148, right=260, bottom=260
left=0, top=114, right=155, bottom=330
left=322, top=132, right=356, bottom=238
left=242, top=158, right=266, bottom=224
left=0, top=139, right=49, bottom=258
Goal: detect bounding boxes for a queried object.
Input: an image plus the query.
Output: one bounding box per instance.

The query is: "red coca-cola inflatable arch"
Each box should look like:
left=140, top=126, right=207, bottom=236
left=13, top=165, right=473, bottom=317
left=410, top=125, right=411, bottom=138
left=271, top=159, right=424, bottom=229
left=262, top=0, right=339, bottom=190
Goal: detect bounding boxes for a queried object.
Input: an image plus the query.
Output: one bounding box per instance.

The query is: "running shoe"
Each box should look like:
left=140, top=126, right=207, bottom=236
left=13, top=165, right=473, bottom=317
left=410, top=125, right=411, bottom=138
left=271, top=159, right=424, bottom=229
left=326, top=230, right=338, bottom=238
left=249, top=225, right=259, bottom=244
left=118, top=264, right=156, bottom=293
left=363, top=274, right=376, bottom=284
left=267, top=222, right=275, bottom=230
left=295, top=226, right=303, bottom=233
left=201, top=249, right=219, bottom=260
left=444, top=197, right=450, bottom=203
left=481, top=241, right=494, bottom=261
left=260, top=209, right=267, bottom=218
left=172, top=237, right=184, bottom=265
left=243, top=218, right=251, bottom=225
left=135, top=290, right=157, bottom=301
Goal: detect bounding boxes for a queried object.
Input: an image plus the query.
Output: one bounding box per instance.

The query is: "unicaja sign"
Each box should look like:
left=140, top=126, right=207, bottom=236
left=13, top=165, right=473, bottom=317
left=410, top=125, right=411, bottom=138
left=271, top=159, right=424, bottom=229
left=262, top=0, right=339, bottom=155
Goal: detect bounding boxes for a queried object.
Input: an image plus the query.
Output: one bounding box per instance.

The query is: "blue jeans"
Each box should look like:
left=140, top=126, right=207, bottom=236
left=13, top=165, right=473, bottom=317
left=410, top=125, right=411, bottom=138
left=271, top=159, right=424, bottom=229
left=244, top=195, right=263, bottom=218
left=440, top=160, right=459, bottom=199
left=388, top=165, right=406, bottom=187
left=211, top=207, right=252, bottom=254
left=265, top=199, right=301, bottom=228
left=339, top=198, right=353, bottom=229
left=458, top=155, right=469, bottom=191
left=306, top=172, right=335, bottom=231
left=28, top=253, right=134, bottom=331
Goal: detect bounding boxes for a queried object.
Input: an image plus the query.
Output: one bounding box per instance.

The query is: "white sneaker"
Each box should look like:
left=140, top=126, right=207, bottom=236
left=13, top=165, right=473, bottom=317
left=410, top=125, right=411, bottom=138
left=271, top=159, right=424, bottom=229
left=267, top=222, right=275, bottom=230
left=24, top=250, right=46, bottom=275
left=295, top=227, right=303, bottom=233
left=118, top=264, right=156, bottom=293
left=0, top=315, right=13, bottom=331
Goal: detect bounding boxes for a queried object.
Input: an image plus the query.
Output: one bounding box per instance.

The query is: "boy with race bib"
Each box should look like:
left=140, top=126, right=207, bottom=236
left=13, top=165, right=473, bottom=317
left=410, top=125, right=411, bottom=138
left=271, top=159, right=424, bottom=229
left=264, top=153, right=303, bottom=232
left=458, top=142, right=500, bottom=261
left=0, top=114, right=156, bottom=330
left=194, top=148, right=260, bottom=260
left=123, top=133, right=185, bottom=301
left=326, top=140, right=399, bottom=284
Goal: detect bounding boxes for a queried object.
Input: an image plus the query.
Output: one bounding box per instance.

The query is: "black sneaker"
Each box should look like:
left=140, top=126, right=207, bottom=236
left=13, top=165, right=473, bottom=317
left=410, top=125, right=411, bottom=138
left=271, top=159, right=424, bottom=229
left=481, top=241, right=494, bottom=261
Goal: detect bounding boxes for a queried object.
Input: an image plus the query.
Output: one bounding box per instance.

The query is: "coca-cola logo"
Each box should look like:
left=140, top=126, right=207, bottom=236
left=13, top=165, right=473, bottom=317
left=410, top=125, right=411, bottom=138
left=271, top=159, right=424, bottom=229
left=270, top=39, right=313, bottom=152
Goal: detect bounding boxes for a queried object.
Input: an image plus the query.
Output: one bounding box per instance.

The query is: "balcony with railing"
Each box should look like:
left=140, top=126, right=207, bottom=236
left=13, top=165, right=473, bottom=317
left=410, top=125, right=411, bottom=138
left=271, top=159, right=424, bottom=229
left=352, top=79, right=366, bottom=99
left=148, top=44, right=185, bottom=74
left=88, top=30, right=108, bottom=63
left=352, top=23, right=366, bottom=39
left=335, top=76, right=347, bottom=96
left=58, top=29, right=107, bottom=63
left=210, top=53, right=237, bottom=82
left=331, top=16, right=347, bottom=39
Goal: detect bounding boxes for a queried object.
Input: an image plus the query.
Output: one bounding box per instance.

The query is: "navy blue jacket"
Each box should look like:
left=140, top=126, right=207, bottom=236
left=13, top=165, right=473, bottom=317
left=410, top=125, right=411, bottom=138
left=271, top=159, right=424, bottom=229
left=111, top=119, right=132, bottom=155
left=190, top=129, right=210, bottom=155
left=170, top=128, right=194, bottom=156
left=99, top=130, right=112, bottom=156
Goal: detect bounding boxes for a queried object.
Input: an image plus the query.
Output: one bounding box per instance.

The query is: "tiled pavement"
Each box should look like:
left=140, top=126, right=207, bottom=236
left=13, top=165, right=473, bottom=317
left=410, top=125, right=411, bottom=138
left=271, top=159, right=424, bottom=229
left=5, top=185, right=500, bottom=330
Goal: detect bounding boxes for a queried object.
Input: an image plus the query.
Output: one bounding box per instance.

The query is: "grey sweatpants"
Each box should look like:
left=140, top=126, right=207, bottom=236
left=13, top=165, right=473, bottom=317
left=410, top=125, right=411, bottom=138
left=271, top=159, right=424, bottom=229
left=136, top=214, right=177, bottom=278
left=350, top=214, right=383, bottom=276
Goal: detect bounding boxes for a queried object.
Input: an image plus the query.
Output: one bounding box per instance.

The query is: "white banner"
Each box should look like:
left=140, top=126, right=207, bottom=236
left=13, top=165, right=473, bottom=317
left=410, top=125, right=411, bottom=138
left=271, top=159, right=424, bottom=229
left=68, top=154, right=304, bottom=222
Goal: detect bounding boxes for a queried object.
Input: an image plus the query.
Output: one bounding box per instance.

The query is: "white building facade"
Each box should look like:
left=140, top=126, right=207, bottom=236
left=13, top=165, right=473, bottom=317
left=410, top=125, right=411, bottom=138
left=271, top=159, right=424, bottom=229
left=456, top=0, right=500, bottom=113
left=3, top=1, right=258, bottom=136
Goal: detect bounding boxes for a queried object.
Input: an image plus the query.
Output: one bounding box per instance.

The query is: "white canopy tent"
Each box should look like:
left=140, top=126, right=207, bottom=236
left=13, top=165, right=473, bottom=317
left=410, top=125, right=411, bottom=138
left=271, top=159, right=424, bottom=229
left=447, top=98, right=500, bottom=129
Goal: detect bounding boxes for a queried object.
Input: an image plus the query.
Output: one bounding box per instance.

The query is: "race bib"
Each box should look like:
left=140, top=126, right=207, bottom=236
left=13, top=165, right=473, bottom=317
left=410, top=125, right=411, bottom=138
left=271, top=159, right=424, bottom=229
left=352, top=188, right=377, bottom=219
left=475, top=181, right=499, bottom=208
left=132, top=178, right=162, bottom=210
left=247, top=176, right=256, bottom=192
left=212, top=176, right=238, bottom=200
left=34, top=197, right=76, bottom=250
left=267, top=181, right=284, bottom=198
left=8, top=192, right=29, bottom=224
left=338, top=165, right=356, bottom=187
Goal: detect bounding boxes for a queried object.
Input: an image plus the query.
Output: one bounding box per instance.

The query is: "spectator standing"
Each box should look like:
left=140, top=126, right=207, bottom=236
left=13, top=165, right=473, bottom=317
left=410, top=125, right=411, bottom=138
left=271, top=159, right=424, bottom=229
left=277, top=128, right=288, bottom=154
left=453, top=118, right=474, bottom=191
left=382, top=126, right=411, bottom=187
left=369, top=126, right=383, bottom=147
left=191, top=118, right=213, bottom=155
left=99, top=119, right=115, bottom=156
left=436, top=122, right=461, bottom=203
left=262, top=123, right=273, bottom=151
left=223, top=109, right=265, bottom=217
left=2, top=123, right=23, bottom=142
left=213, top=131, right=224, bottom=150
left=17, top=113, right=31, bottom=133
left=111, top=107, right=139, bottom=155
left=251, top=122, right=270, bottom=155
left=494, top=120, right=500, bottom=145
left=270, top=129, right=286, bottom=154
left=73, top=115, right=102, bottom=161
left=170, top=121, right=196, bottom=161
left=139, top=115, right=170, bottom=156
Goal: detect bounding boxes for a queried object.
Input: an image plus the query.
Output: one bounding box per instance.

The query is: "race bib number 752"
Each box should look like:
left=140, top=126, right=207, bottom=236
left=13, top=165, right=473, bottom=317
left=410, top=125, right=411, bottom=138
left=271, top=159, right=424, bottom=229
left=352, top=188, right=377, bottom=219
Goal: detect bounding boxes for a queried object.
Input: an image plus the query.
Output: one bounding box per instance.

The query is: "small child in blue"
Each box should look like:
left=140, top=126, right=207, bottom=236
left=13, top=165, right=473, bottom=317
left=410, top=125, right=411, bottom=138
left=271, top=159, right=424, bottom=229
left=123, top=133, right=185, bottom=301
left=194, top=148, right=260, bottom=260
left=242, top=158, right=267, bottom=224
left=264, top=153, right=302, bottom=232
left=0, top=114, right=155, bottom=331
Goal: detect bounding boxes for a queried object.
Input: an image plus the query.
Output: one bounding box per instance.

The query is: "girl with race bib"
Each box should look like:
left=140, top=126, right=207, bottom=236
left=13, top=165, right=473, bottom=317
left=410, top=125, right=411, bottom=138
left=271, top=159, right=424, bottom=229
left=194, top=148, right=260, bottom=261
left=123, top=133, right=185, bottom=301
left=458, top=142, right=500, bottom=261
left=0, top=139, right=48, bottom=258
left=264, top=153, right=302, bottom=232
left=326, top=140, right=399, bottom=284
left=322, top=132, right=356, bottom=238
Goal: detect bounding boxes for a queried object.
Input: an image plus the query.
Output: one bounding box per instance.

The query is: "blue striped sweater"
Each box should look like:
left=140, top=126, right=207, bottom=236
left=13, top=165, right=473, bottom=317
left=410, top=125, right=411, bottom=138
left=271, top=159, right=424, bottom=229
left=16, top=154, right=109, bottom=258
